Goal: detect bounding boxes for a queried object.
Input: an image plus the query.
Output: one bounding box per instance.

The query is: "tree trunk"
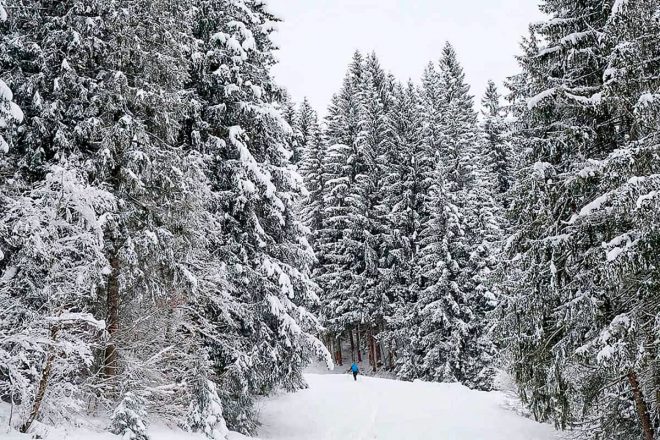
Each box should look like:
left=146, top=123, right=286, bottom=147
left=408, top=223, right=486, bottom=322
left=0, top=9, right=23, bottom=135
left=656, top=372, right=660, bottom=430
left=368, top=328, right=377, bottom=372
left=367, top=328, right=373, bottom=370
left=326, top=335, right=333, bottom=363
left=377, top=323, right=386, bottom=368
left=356, top=325, right=362, bottom=363
left=20, top=326, right=59, bottom=433
left=349, top=327, right=355, bottom=362
left=104, top=256, right=120, bottom=379
left=335, top=333, right=343, bottom=366
left=375, top=335, right=382, bottom=368
left=326, top=335, right=334, bottom=364
left=628, top=370, right=655, bottom=440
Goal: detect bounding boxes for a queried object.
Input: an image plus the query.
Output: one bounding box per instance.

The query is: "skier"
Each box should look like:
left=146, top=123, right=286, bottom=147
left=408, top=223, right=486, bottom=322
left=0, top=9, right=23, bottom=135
left=350, top=362, right=359, bottom=381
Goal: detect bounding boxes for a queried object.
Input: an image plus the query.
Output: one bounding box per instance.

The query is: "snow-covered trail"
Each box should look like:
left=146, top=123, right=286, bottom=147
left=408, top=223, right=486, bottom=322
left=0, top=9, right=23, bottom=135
left=2, top=373, right=560, bottom=440
left=252, top=373, right=560, bottom=440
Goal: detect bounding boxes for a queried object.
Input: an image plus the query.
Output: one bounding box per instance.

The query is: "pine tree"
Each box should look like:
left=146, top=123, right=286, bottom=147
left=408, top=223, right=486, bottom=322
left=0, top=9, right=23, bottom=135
left=356, top=52, right=391, bottom=357
left=481, top=81, right=512, bottom=199
left=316, top=52, right=368, bottom=358
left=397, top=43, right=496, bottom=389
left=186, top=354, right=229, bottom=440
left=0, top=0, right=216, bottom=429
left=499, top=1, right=660, bottom=438
left=0, top=0, right=22, bottom=153
left=110, top=392, right=150, bottom=440
left=297, top=98, right=324, bottom=242
left=378, top=81, right=428, bottom=373
left=186, top=0, right=330, bottom=432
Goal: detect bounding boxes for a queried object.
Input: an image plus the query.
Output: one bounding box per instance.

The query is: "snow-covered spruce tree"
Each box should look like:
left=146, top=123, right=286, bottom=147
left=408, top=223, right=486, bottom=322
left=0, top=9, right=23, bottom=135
left=408, top=169, right=471, bottom=384
left=481, top=81, right=513, bottom=200
left=185, top=354, right=229, bottom=440
left=398, top=43, right=496, bottom=389
left=556, top=1, right=660, bottom=437
left=499, top=1, right=660, bottom=438
left=315, top=51, right=397, bottom=370
left=110, top=392, right=150, bottom=440
left=280, top=91, right=302, bottom=164
left=325, top=51, right=364, bottom=148
left=454, top=80, right=512, bottom=391
left=0, top=166, right=112, bottom=431
left=316, top=139, right=357, bottom=343
left=297, top=98, right=325, bottom=245
left=419, top=62, right=444, bottom=166
left=1, top=0, right=212, bottom=427
left=316, top=52, right=367, bottom=364
left=186, top=0, right=330, bottom=433
left=0, top=78, right=21, bottom=154
left=378, top=81, right=429, bottom=374
left=0, top=0, right=21, bottom=154
left=392, top=66, right=447, bottom=380
left=356, top=52, right=393, bottom=370
left=0, top=1, right=118, bottom=429
left=94, top=2, right=210, bottom=415
left=440, top=44, right=497, bottom=391
left=498, top=1, right=613, bottom=428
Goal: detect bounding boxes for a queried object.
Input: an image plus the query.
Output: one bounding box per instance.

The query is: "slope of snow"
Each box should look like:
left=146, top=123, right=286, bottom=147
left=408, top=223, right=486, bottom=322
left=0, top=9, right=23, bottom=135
left=255, top=374, right=560, bottom=440
left=2, top=373, right=559, bottom=440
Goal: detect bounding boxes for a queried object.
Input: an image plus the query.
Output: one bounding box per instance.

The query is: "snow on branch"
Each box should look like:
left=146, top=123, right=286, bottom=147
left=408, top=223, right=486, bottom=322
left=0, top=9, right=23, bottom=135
left=612, top=0, right=630, bottom=14
left=527, top=88, right=556, bottom=110
left=46, top=313, right=106, bottom=330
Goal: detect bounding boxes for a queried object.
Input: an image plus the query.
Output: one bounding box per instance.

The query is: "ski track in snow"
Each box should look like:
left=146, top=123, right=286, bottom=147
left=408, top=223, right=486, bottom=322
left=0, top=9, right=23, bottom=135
left=253, top=373, right=560, bottom=440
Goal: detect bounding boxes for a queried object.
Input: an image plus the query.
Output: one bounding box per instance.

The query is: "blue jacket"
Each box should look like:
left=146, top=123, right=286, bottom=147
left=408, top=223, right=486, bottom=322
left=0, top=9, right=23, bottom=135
left=351, top=363, right=359, bottom=373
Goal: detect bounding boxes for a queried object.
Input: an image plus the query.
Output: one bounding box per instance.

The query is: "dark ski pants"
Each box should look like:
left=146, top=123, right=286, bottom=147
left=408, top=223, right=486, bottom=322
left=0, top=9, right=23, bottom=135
left=353, top=371, right=358, bottom=381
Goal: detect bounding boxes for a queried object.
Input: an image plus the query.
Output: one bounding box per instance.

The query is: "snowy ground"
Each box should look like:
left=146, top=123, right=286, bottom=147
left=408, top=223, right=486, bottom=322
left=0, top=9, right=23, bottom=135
left=254, top=373, right=560, bottom=440
left=2, top=373, right=560, bottom=440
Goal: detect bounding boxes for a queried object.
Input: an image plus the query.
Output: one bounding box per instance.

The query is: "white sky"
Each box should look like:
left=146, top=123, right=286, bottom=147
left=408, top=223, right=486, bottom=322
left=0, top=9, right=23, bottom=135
left=268, top=0, right=543, bottom=114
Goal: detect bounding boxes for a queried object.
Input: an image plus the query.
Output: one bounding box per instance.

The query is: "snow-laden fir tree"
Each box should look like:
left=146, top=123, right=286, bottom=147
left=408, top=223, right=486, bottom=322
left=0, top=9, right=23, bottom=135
left=355, top=52, right=392, bottom=361
left=561, top=1, right=660, bottom=437
left=315, top=52, right=368, bottom=355
left=0, top=166, right=113, bottom=430
left=498, top=0, right=614, bottom=429
left=377, top=81, right=429, bottom=371
left=0, top=0, right=22, bottom=153
left=297, top=98, right=325, bottom=247
left=110, top=392, right=150, bottom=440
left=499, top=1, right=660, bottom=438
left=280, top=91, right=302, bottom=164
left=403, top=169, right=470, bottom=383
left=0, top=79, right=21, bottom=154
left=397, top=43, right=496, bottom=389
left=481, top=81, right=513, bottom=200
left=0, top=0, right=118, bottom=429
left=314, top=51, right=397, bottom=370
left=186, top=0, right=330, bottom=432
left=1, top=0, right=221, bottom=430
left=185, top=354, right=229, bottom=440
left=316, top=139, right=357, bottom=340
